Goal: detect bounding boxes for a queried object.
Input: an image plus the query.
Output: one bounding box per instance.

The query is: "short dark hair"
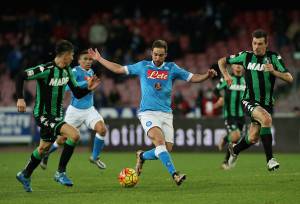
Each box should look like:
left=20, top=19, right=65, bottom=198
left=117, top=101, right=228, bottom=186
left=78, top=49, right=89, bottom=59
left=252, top=29, right=268, bottom=43
left=152, top=40, right=168, bottom=53
left=55, top=40, right=74, bottom=56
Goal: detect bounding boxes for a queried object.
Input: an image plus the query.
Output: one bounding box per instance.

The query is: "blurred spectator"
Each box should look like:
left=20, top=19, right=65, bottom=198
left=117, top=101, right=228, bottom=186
left=88, top=16, right=108, bottom=48
left=201, top=88, right=220, bottom=117
left=108, top=89, right=121, bottom=107
left=172, top=91, right=191, bottom=117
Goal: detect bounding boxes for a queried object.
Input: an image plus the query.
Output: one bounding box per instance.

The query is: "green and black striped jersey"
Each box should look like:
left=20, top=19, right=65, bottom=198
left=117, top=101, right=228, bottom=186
left=18, top=61, right=90, bottom=119
left=226, top=51, right=288, bottom=106
left=215, top=76, right=246, bottom=118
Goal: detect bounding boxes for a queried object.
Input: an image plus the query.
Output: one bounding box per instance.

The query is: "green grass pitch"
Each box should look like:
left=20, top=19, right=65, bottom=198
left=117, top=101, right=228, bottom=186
left=0, top=151, right=299, bottom=204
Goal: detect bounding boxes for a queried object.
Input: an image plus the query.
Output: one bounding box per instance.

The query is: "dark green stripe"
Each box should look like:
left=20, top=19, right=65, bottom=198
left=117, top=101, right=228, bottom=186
left=45, top=68, right=54, bottom=115
left=257, top=56, right=266, bottom=104
left=56, top=69, right=64, bottom=117
left=225, top=88, right=231, bottom=117
left=245, top=53, right=254, bottom=101
left=235, top=77, right=241, bottom=117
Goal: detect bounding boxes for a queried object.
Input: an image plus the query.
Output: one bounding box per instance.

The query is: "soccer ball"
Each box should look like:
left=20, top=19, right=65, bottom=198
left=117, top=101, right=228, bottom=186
left=118, top=167, right=139, bottom=187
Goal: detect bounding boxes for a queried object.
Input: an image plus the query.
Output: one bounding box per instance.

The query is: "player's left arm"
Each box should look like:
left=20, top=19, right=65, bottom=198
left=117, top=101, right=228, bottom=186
left=189, top=69, right=217, bottom=83
left=67, top=67, right=100, bottom=98
left=264, top=54, right=293, bottom=83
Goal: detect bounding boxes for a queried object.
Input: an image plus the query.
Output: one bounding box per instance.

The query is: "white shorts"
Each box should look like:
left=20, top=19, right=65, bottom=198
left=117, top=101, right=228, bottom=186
left=64, top=105, right=104, bottom=130
left=138, top=111, right=174, bottom=143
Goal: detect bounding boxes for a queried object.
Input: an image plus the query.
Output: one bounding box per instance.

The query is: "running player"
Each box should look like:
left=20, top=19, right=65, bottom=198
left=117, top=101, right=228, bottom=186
left=218, top=29, right=293, bottom=171
left=40, top=50, right=107, bottom=170
left=15, top=40, right=100, bottom=192
left=213, top=64, right=246, bottom=169
left=88, top=39, right=217, bottom=185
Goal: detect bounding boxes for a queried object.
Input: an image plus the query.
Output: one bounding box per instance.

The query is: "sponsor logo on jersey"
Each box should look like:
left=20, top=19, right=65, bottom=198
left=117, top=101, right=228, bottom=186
left=147, top=70, right=169, bottom=80
left=229, top=84, right=246, bottom=91
left=49, top=77, right=69, bottom=86
left=246, top=63, right=265, bottom=71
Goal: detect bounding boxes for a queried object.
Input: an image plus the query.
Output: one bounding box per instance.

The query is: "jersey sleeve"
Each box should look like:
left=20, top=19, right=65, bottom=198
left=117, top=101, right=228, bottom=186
left=67, top=67, right=90, bottom=99
left=172, top=63, right=193, bottom=81
left=124, top=61, right=143, bottom=76
left=24, top=64, right=50, bottom=80
left=226, top=51, right=247, bottom=66
left=272, top=53, right=289, bottom=73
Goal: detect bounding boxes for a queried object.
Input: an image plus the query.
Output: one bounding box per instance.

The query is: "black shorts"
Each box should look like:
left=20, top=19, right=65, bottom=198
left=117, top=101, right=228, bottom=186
left=241, top=99, right=273, bottom=123
left=224, top=116, right=245, bottom=133
left=35, top=115, right=66, bottom=142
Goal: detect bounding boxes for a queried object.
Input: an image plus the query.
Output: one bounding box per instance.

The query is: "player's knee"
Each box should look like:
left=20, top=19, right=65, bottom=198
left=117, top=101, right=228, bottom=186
left=249, top=135, right=259, bottom=144
left=97, top=126, right=107, bottom=137
left=70, top=129, right=80, bottom=142
left=261, top=115, right=272, bottom=126
left=38, top=145, right=50, bottom=155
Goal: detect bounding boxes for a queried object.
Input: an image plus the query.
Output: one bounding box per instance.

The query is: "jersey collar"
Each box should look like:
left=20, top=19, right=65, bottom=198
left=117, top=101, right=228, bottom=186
left=151, top=61, right=165, bottom=69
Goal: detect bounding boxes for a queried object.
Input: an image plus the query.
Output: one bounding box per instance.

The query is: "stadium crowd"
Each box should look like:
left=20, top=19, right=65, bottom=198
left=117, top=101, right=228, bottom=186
left=0, top=1, right=299, bottom=116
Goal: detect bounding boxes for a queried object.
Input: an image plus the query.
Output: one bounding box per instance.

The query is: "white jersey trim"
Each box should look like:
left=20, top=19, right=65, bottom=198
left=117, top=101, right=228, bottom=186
left=187, top=73, right=193, bottom=81
left=123, top=66, right=129, bottom=75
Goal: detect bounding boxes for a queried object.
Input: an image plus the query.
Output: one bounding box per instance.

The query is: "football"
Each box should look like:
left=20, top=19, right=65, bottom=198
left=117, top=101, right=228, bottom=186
left=118, top=168, right=139, bottom=187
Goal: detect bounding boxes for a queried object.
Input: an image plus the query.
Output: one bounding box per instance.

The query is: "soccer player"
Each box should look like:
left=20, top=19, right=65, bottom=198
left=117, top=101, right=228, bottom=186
left=218, top=29, right=293, bottom=171
left=213, top=64, right=246, bottom=170
left=40, top=50, right=107, bottom=170
left=15, top=40, right=100, bottom=192
left=88, top=39, right=217, bottom=185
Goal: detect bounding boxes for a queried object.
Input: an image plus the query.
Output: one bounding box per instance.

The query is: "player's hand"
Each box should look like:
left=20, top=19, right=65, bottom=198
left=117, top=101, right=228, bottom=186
left=207, top=69, right=217, bottom=78
left=224, top=75, right=233, bottom=86
left=88, top=48, right=102, bottom=61
left=17, top=99, right=26, bottom=112
left=87, top=75, right=101, bottom=90
left=264, top=63, right=275, bottom=73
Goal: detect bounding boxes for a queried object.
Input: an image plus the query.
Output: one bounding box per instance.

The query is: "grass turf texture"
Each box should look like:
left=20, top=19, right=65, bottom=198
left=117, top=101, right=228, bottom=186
left=0, top=152, right=299, bottom=204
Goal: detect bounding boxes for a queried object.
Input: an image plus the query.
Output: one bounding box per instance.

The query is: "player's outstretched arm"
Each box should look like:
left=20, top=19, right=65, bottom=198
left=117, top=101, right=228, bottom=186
left=190, top=69, right=217, bottom=83
left=218, top=57, right=232, bottom=86
left=88, top=48, right=126, bottom=74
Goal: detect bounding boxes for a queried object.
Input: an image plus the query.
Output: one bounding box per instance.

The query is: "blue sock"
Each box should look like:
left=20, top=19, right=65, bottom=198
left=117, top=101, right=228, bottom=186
left=48, top=142, right=59, bottom=155
left=92, top=134, right=105, bottom=160
left=142, top=148, right=157, bottom=160
left=156, top=146, right=176, bottom=176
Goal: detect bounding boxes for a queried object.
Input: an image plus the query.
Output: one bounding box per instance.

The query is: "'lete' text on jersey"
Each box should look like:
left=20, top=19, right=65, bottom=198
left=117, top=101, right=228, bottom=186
left=124, top=61, right=193, bottom=113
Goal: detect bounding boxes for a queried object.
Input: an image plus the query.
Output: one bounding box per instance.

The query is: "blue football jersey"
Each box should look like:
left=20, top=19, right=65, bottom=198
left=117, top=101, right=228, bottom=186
left=125, top=60, right=193, bottom=113
left=67, top=66, right=94, bottom=109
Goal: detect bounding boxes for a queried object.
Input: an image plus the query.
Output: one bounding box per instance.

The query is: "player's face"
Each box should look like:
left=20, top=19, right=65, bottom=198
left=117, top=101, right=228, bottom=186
left=61, top=51, right=74, bottom=67
left=152, top=47, right=167, bottom=67
left=231, top=64, right=243, bottom=76
left=79, top=54, right=93, bottom=70
left=252, top=37, right=268, bottom=56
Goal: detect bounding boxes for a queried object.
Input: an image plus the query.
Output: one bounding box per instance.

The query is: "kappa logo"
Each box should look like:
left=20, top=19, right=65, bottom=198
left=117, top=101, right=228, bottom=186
left=147, top=70, right=169, bottom=80
left=146, top=121, right=152, bottom=127
left=39, top=66, right=45, bottom=72
left=26, top=70, right=34, bottom=77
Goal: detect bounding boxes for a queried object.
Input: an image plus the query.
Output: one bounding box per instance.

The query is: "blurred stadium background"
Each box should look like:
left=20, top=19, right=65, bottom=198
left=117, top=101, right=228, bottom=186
left=0, top=1, right=300, bottom=203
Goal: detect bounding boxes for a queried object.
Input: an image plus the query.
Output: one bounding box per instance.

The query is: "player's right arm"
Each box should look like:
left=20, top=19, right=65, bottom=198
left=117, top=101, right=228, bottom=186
left=88, top=48, right=126, bottom=74
left=16, top=64, right=50, bottom=112
left=218, top=51, right=246, bottom=86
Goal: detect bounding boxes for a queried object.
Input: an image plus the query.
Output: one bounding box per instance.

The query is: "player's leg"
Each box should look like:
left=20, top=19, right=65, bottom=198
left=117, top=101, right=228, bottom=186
left=252, top=106, right=279, bottom=170
left=221, top=128, right=240, bottom=170
left=17, top=139, right=53, bottom=192
left=218, top=119, right=231, bottom=151
left=85, top=107, right=107, bottom=169
left=228, top=121, right=260, bottom=168
left=54, top=123, right=80, bottom=186
left=89, top=119, right=107, bottom=169
left=40, top=136, right=66, bottom=169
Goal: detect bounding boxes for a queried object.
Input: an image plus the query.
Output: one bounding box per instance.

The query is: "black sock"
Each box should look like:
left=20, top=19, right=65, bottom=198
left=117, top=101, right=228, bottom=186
left=23, top=154, right=41, bottom=178
left=261, top=134, right=273, bottom=162
left=58, top=143, right=75, bottom=173
left=233, top=136, right=252, bottom=155
left=224, top=148, right=230, bottom=163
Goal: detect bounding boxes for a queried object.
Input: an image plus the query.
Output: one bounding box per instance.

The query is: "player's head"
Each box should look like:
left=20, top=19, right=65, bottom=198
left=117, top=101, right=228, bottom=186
left=252, top=29, right=268, bottom=56
left=55, top=40, right=74, bottom=67
left=231, top=64, right=243, bottom=76
left=151, top=40, right=168, bottom=67
left=78, top=50, right=93, bottom=70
